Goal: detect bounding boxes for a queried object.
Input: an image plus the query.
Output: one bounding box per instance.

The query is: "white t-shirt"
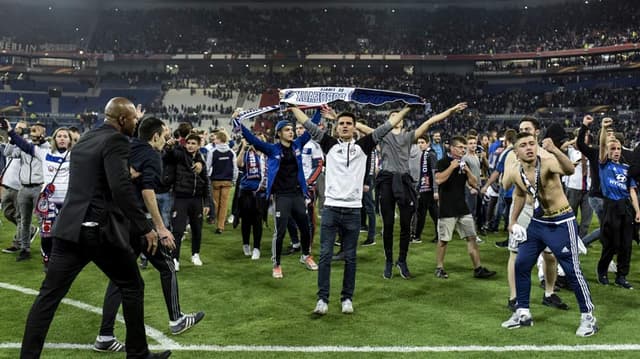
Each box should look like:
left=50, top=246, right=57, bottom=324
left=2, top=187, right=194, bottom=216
left=301, top=140, right=323, bottom=181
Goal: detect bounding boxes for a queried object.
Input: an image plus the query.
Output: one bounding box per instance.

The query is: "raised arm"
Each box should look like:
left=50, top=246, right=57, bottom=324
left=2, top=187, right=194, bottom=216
left=355, top=122, right=374, bottom=135
left=237, top=140, right=248, bottom=167
left=2, top=119, right=38, bottom=158
left=356, top=106, right=415, bottom=136
left=414, top=102, right=467, bottom=140
left=576, top=115, right=597, bottom=157
left=599, top=117, right=612, bottom=164
left=291, top=107, right=328, bottom=144
left=542, top=138, right=575, bottom=176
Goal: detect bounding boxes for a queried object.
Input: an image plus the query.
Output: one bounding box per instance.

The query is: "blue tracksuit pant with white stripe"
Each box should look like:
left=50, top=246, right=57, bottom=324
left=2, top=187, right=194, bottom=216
left=515, top=211, right=595, bottom=313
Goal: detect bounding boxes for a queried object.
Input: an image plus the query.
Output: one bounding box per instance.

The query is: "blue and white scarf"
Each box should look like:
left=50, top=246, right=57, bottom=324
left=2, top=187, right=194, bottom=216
left=235, top=105, right=281, bottom=122
left=231, top=87, right=430, bottom=130
left=280, top=87, right=430, bottom=112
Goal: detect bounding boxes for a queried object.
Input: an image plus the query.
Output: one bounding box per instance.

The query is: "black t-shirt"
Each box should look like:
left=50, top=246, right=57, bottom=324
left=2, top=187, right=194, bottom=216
left=271, top=145, right=300, bottom=195
left=436, top=155, right=470, bottom=218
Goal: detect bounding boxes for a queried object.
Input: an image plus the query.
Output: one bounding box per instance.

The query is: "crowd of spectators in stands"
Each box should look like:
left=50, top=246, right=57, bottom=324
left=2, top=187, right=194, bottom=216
left=111, top=69, right=636, bottom=146
left=1, top=1, right=638, bottom=56
left=144, top=70, right=640, bottom=117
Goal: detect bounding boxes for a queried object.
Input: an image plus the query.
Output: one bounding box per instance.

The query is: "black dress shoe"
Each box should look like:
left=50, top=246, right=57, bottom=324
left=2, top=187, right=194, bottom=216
left=283, top=245, right=300, bottom=255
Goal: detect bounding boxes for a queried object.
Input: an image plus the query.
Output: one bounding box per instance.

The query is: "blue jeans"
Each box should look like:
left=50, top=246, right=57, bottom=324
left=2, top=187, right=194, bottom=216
left=317, top=206, right=360, bottom=303
left=490, top=189, right=511, bottom=231
left=361, top=189, right=376, bottom=241
left=156, top=192, right=173, bottom=230
left=583, top=196, right=604, bottom=245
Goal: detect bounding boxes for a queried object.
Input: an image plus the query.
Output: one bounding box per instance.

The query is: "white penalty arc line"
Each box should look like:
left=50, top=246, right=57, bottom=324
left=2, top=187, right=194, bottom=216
left=0, top=282, right=178, bottom=347
left=2, top=343, right=640, bottom=352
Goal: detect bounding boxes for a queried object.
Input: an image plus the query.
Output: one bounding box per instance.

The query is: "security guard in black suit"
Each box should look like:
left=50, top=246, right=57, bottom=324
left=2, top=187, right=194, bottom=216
left=19, top=98, right=171, bottom=359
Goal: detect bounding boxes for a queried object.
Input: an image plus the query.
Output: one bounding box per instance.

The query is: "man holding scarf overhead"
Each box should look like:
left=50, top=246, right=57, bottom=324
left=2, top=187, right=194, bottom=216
left=234, top=112, right=318, bottom=279
left=289, top=105, right=409, bottom=315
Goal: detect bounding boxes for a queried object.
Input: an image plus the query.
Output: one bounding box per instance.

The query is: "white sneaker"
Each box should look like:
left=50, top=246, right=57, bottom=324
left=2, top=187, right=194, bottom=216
left=501, top=311, right=533, bottom=329
left=191, top=253, right=203, bottom=266
left=227, top=215, right=234, bottom=224
left=576, top=314, right=598, bottom=337
left=243, top=244, right=251, bottom=256
left=475, top=236, right=484, bottom=244
left=251, top=248, right=260, bottom=260
left=341, top=299, right=354, bottom=314
left=173, top=258, right=180, bottom=272
left=300, top=254, right=318, bottom=271
left=313, top=299, right=328, bottom=315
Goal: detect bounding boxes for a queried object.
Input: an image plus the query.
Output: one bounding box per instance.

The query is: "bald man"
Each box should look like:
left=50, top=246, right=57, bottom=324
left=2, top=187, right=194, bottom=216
left=21, top=98, right=171, bottom=358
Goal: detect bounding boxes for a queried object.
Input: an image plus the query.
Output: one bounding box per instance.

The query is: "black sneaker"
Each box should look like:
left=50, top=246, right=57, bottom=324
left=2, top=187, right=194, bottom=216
left=431, top=237, right=439, bottom=243
left=93, top=338, right=125, bottom=352
left=395, top=261, right=412, bottom=279
left=542, top=293, right=569, bottom=310
left=214, top=228, right=223, bottom=234
left=473, top=266, right=496, bottom=279
left=555, top=275, right=570, bottom=290
left=283, top=245, right=301, bottom=256
left=170, top=311, right=205, bottom=335
left=383, top=261, right=393, bottom=279
left=361, top=238, right=376, bottom=246
left=410, top=237, right=422, bottom=244
left=494, top=239, right=509, bottom=248
left=140, top=257, right=149, bottom=269
left=16, top=249, right=31, bottom=262
left=360, top=226, right=368, bottom=233
left=435, top=267, right=449, bottom=279
left=615, top=276, right=634, bottom=290
left=507, top=298, right=516, bottom=312
left=596, top=271, right=609, bottom=285
left=2, top=245, right=19, bottom=254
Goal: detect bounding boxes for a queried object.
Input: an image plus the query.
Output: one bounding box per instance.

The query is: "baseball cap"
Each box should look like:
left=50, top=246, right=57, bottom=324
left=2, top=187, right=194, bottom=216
left=275, top=120, right=293, bottom=132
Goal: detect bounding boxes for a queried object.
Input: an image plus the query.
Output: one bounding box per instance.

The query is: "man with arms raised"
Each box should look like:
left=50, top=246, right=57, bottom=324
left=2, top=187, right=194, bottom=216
left=291, top=105, right=408, bottom=314
left=502, top=132, right=596, bottom=337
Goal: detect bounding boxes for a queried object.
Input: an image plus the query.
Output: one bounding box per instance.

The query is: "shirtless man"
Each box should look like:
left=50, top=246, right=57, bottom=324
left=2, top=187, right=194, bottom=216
left=500, top=119, right=569, bottom=311
left=501, top=132, right=597, bottom=337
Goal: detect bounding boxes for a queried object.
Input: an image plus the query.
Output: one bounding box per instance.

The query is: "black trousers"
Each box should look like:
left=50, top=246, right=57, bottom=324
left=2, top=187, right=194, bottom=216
left=238, top=190, right=264, bottom=249
left=598, top=198, right=634, bottom=277
left=99, top=240, right=181, bottom=336
left=379, top=180, right=413, bottom=263
left=171, top=196, right=204, bottom=260
left=21, top=231, right=149, bottom=359
left=272, top=193, right=311, bottom=265
left=414, top=190, right=439, bottom=240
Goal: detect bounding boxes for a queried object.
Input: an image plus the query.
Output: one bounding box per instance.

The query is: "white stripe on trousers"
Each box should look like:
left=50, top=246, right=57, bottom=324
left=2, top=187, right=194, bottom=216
left=566, top=217, right=595, bottom=313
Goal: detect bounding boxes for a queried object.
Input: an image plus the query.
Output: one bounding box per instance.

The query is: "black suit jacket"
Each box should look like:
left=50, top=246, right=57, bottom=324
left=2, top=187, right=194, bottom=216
left=52, top=123, right=153, bottom=251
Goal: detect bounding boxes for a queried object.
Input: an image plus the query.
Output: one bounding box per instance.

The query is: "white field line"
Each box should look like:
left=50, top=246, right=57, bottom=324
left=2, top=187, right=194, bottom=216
left=0, top=282, right=178, bottom=347
left=2, top=343, right=640, bottom=352
left=4, top=283, right=640, bottom=353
